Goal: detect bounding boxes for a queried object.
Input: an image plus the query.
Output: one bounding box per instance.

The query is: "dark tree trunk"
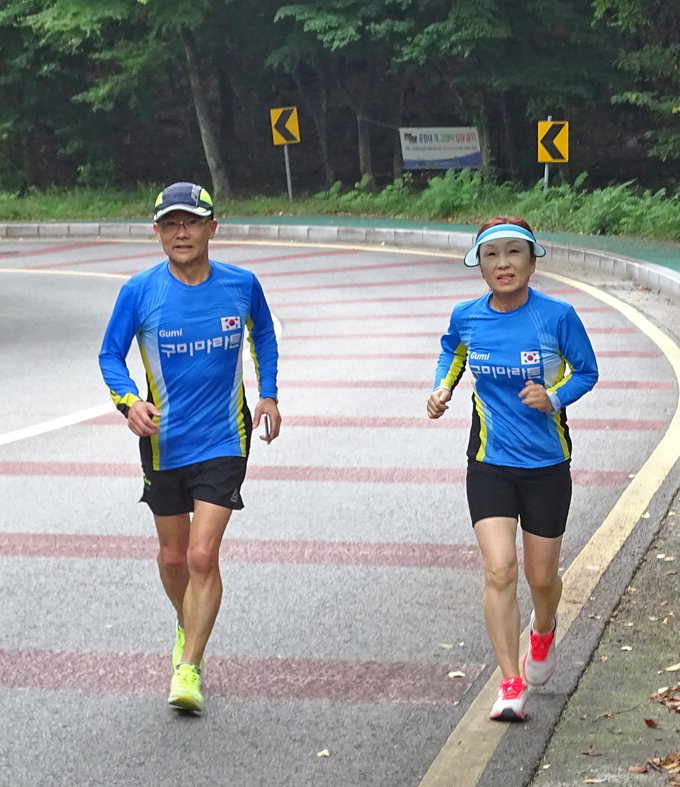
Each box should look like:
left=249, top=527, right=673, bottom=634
left=356, top=112, right=375, bottom=188
left=500, top=92, right=519, bottom=180
left=477, top=99, right=494, bottom=175
left=390, top=72, right=408, bottom=181
left=180, top=29, right=231, bottom=200
left=292, top=66, right=335, bottom=189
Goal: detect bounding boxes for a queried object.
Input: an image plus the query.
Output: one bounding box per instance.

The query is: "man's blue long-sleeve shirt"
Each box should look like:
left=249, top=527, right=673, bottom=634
left=99, top=259, right=278, bottom=470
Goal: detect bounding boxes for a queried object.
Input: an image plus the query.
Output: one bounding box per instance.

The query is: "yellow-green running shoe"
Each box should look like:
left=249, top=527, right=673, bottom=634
left=172, top=623, right=205, bottom=671
left=168, top=663, right=203, bottom=713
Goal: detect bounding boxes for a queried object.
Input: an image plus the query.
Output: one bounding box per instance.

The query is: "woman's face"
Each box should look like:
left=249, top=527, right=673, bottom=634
left=478, top=237, right=535, bottom=297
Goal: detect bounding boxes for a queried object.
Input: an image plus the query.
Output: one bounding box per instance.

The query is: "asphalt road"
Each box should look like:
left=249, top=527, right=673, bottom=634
left=0, top=235, right=677, bottom=786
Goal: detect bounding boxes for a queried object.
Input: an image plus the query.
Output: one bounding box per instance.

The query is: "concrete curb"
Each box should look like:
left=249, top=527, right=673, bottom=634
left=1, top=221, right=679, bottom=302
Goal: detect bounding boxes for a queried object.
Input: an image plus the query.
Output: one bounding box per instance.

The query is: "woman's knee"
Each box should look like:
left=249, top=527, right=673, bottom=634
left=484, top=560, right=518, bottom=592
left=525, top=566, right=560, bottom=594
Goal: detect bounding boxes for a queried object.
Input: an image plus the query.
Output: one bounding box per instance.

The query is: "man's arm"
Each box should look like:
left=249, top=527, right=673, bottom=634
left=246, top=275, right=281, bottom=441
left=98, top=285, right=143, bottom=417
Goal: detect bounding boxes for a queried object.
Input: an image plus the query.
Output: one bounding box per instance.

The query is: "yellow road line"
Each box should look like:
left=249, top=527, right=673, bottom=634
left=418, top=270, right=680, bottom=787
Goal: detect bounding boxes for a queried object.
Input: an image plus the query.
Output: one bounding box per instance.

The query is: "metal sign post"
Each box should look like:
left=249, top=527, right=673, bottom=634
left=537, top=116, right=569, bottom=189
left=283, top=144, right=293, bottom=202
left=270, top=106, right=301, bottom=202
left=544, top=115, right=552, bottom=189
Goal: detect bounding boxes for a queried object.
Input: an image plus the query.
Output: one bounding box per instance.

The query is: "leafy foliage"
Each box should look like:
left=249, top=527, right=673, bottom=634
left=593, top=0, right=680, bottom=162
left=0, top=0, right=678, bottom=198
left=4, top=178, right=680, bottom=242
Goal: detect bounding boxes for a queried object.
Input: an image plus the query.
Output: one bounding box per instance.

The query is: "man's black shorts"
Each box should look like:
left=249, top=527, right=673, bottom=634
left=140, top=456, right=247, bottom=516
left=466, top=459, right=572, bottom=538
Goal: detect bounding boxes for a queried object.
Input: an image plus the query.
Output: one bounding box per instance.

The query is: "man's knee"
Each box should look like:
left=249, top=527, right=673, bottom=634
left=158, top=545, right=187, bottom=572
left=186, top=543, right=220, bottom=576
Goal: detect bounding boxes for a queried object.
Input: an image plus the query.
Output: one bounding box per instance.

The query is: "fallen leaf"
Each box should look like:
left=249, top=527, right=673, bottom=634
left=657, top=553, right=667, bottom=559
left=448, top=670, right=465, bottom=678
left=665, top=556, right=676, bottom=562
left=582, top=749, right=602, bottom=757
left=583, top=779, right=607, bottom=784
left=649, top=684, right=680, bottom=713
left=628, top=764, right=648, bottom=774
left=316, top=749, right=331, bottom=758
left=648, top=752, right=680, bottom=773
left=438, top=643, right=454, bottom=649
left=649, top=616, right=659, bottom=621
left=644, top=718, right=659, bottom=728
left=621, top=645, right=633, bottom=651
left=666, top=663, right=680, bottom=672
left=542, top=764, right=551, bottom=769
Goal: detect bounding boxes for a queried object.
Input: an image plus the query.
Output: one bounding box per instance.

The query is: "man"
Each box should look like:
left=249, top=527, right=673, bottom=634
left=99, top=182, right=281, bottom=713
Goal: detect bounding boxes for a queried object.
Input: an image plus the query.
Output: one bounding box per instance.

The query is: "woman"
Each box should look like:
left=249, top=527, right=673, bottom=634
left=427, top=217, right=598, bottom=722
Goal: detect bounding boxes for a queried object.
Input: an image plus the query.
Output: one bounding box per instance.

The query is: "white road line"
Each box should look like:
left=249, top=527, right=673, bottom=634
left=0, top=404, right=114, bottom=446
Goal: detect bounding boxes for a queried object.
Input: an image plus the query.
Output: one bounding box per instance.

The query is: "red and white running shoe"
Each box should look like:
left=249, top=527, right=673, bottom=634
left=489, top=676, right=528, bottom=722
left=523, top=610, right=557, bottom=686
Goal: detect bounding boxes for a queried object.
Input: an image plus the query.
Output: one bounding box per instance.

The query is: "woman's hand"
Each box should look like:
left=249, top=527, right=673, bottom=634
left=518, top=380, right=553, bottom=413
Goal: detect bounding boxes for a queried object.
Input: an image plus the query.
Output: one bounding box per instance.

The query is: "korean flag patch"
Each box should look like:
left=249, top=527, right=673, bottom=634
left=520, top=351, right=541, bottom=364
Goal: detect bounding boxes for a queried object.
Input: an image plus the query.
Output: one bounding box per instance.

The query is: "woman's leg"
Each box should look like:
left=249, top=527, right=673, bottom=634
left=522, top=530, right=563, bottom=634
left=474, top=516, right=521, bottom=678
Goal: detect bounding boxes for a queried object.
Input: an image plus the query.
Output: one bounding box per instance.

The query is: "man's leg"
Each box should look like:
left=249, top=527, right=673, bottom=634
left=154, top=512, right=191, bottom=624
left=180, top=500, right=232, bottom=666
left=474, top=517, right=521, bottom=678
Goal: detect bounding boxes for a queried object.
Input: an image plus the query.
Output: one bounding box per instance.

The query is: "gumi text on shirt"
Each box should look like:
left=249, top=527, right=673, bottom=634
left=159, top=315, right=243, bottom=359
left=468, top=349, right=544, bottom=384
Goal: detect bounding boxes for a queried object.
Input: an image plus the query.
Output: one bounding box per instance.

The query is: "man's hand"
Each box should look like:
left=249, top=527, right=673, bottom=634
left=127, top=400, right=161, bottom=436
left=253, top=397, right=281, bottom=443
left=518, top=380, right=553, bottom=413
left=427, top=387, right=452, bottom=419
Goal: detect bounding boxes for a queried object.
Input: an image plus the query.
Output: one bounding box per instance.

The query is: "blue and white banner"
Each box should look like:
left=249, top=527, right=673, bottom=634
left=399, top=127, right=482, bottom=170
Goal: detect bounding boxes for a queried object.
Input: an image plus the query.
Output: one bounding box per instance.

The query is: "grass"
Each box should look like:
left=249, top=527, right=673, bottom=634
left=2, top=171, right=680, bottom=241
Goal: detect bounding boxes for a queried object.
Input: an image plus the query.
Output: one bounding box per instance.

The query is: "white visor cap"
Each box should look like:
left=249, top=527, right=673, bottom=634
left=463, top=223, right=547, bottom=267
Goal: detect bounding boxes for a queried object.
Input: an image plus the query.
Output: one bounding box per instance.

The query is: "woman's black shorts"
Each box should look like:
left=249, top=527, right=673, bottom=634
left=466, top=459, right=572, bottom=538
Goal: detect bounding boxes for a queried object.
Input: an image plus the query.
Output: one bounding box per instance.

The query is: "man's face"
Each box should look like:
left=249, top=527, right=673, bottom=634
left=153, top=209, right=217, bottom=267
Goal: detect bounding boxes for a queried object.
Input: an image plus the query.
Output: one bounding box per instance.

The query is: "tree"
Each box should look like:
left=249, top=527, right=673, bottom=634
left=20, top=0, right=237, bottom=198
left=594, top=0, right=680, bottom=164
left=275, top=0, right=424, bottom=187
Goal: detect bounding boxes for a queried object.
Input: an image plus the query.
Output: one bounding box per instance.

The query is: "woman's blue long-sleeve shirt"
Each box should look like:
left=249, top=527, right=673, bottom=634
left=434, top=288, right=598, bottom=468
